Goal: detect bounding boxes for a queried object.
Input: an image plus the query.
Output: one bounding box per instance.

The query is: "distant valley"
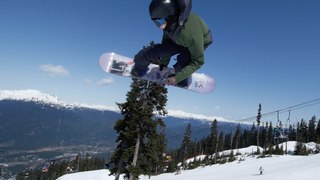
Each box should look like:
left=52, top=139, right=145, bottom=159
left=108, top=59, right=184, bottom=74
left=0, top=90, right=246, bottom=175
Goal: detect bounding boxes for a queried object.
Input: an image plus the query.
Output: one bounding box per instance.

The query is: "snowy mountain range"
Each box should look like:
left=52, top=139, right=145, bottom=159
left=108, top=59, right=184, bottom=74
left=0, top=89, right=230, bottom=122
left=0, top=89, right=255, bottom=178
left=0, top=89, right=118, bottom=111
left=0, top=89, right=245, bottom=151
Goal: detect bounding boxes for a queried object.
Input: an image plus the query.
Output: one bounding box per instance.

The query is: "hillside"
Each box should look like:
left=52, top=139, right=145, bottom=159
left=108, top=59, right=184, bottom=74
left=58, top=155, right=320, bottom=180
left=0, top=99, right=119, bottom=150
left=57, top=142, right=320, bottom=180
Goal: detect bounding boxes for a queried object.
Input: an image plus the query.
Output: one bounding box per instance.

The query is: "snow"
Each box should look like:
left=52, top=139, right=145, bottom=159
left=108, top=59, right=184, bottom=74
left=281, top=141, right=318, bottom=154
left=57, top=169, right=109, bottom=180
left=185, top=145, right=264, bottom=164
left=185, top=141, right=319, bottom=165
left=167, top=109, right=236, bottom=123
left=0, top=89, right=118, bottom=111
left=58, top=153, right=320, bottom=180
left=0, top=89, right=62, bottom=104
left=221, top=145, right=264, bottom=156
left=57, top=141, right=320, bottom=180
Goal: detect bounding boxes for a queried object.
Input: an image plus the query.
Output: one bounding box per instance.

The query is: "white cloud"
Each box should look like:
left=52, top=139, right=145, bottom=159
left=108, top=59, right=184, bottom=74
left=40, top=64, right=69, bottom=77
left=97, top=77, right=114, bottom=86
left=84, top=77, right=114, bottom=86
left=84, top=78, right=94, bottom=84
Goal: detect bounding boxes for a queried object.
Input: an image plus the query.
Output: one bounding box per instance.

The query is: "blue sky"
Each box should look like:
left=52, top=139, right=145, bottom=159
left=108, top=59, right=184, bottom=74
left=1, top=0, right=320, bottom=124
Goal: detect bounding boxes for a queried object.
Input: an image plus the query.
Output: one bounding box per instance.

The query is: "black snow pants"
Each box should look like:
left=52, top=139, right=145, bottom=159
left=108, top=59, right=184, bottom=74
left=133, top=39, right=191, bottom=87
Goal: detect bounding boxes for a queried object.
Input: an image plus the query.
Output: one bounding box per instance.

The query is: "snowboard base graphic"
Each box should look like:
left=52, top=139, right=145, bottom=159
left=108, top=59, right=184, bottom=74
left=99, top=52, right=215, bottom=93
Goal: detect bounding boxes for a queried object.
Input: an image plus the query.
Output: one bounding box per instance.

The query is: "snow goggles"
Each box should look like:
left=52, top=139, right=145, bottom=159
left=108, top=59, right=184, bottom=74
left=153, top=18, right=166, bottom=28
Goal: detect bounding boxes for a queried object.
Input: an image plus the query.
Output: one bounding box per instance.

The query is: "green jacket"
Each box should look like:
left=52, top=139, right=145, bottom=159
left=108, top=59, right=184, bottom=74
left=162, top=13, right=213, bottom=83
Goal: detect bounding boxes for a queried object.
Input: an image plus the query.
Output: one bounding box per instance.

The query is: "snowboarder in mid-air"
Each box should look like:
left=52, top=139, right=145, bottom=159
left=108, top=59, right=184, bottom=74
left=131, top=0, right=213, bottom=87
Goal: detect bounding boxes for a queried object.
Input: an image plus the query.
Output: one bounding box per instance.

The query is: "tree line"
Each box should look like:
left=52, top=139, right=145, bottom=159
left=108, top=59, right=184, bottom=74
left=16, top=113, right=320, bottom=179
left=16, top=154, right=105, bottom=180
left=165, top=115, right=320, bottom=171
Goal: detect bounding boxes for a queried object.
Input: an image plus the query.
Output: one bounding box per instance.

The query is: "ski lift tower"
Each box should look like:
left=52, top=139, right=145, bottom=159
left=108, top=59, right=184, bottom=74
left=274, top=111, right=290, bottom=154
left=284, top=110, right=291, bottom=154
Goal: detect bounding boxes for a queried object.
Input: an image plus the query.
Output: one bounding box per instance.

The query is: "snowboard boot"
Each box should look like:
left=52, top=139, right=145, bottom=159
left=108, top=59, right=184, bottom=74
left=166, top=74, right=191, bottom=88
left=176, top=76, right=192, bottom=88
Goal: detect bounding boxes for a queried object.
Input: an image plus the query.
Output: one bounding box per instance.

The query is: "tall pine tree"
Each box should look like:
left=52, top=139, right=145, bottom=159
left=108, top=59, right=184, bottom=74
left=256, top=103, right=262, bottom=154
left=208, top=119, right=218, bottom=154
left=298, top=119, right=308, bottom=143
left=308, top=116, right=317, bottom=142
left=233, top=123, right=241, bottom=150
left=266, top=122, right=274, bottom=154
left=110, top=78, right=167, bottom=180
left=179, top=123, right=192, bottom=169
left=316, top=119, right=320, bottom=143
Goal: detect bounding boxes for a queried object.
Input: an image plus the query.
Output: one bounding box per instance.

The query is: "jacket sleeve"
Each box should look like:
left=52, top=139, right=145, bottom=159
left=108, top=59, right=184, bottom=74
left=176, top=0, right=192, bottom=25
left=175, top=34, right=204, bottom=83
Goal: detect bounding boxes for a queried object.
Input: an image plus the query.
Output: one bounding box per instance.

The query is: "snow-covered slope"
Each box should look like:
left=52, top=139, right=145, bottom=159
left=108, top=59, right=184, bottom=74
left=0, top=89, right=62, bottom=104
left=58, top=142, right=320, bottom=180
left=221, top=141, right=318, bottom=156
left=0, top=89, right=118, bottom=111
left=58, top=153, right=320, bottom=180
left=0, top=89, right=230, bottom=122
left=187, top=141, right=319, bottom=164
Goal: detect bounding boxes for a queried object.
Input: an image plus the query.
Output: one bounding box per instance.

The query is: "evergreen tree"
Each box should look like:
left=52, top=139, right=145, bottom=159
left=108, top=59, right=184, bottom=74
left=266, top=122, right=274, bottom=155
left=195, top=141, right=203, bottom=156
left=233, top=124, right=241, bottom=150
left=228, top=150, right=236, bottom=162
left=250, top=123, right=257, bottom=146
left=308, top=116, right=317, bottom=142
left=273, top=144, right=284, bottom=155
left=294, top=142, right=308, bottom=155
left=208, top=119, right=218, bottom=155
left=16, top=156, right=105, bottom=180
left=260, top=123, right=267, bottom=149
left=140, top=126, right=167, bottom=175
left=224, top=131, right=233, bottom=152
left=199, top=137, right=209, bottom=155
left=316, top=119, right=320, bottom=143
left=241, top=129, right=251, bottom=148
left=216, top=131, right=226, bottom=154
left=296, top=122, right=301, bottom=141
left=256, top=104, right=262, bottom=154
left=297, top=119, right=308, bottom=143
left=109, top=77, right=167, bottom=180
left=288, top=124, right=297, bottom=141
left=180, top=123, right=192, bottom=168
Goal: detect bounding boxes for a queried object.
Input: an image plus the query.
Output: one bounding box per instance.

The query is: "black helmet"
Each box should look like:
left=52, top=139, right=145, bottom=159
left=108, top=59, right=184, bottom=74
left=149, top=0, right=178, bottom=20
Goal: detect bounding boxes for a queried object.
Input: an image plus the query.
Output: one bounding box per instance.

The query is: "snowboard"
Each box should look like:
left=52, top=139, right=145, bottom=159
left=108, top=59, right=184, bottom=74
left=99, top=52, right=215, bottom=93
